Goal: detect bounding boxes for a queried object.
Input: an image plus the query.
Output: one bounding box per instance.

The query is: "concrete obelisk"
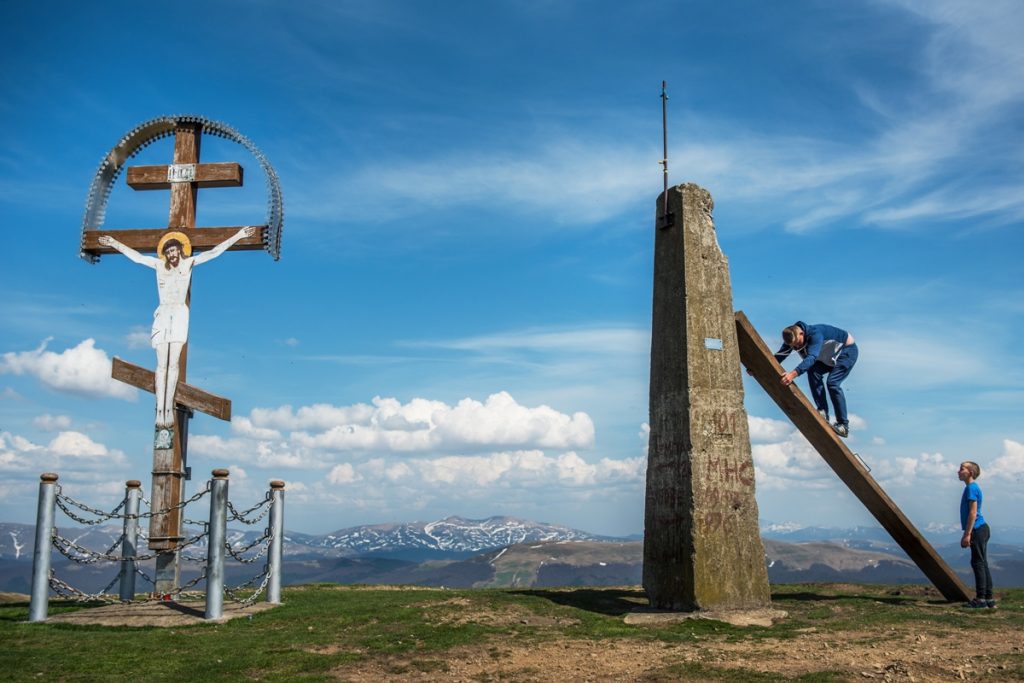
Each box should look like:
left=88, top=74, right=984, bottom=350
left=643, top=182, right=771, bottom=611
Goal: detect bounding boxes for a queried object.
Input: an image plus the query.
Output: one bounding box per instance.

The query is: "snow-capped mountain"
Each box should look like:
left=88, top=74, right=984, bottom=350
left=0, top=516, right=613, bottom=563
left=310, top=516, right=612, bottom=558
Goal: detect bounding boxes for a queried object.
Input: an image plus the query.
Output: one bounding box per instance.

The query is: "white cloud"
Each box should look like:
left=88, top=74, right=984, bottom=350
left=253, top=392, right=594, bottom=454
left=189, top=434, right=322, bottom=470
left=874, top=451, right=956, bottom=488
left=125, top=327, right=151, bottom=350
left=327, top=450, right=645, bottom=493
left=327, top=463, right=361, bottom=484
left=48, top=431, right=108, bottom=457
left=250, top=402, right=376, bottom=431
left=748, top=416, right=792, bottom=443
left=231, top=416, right=282, bottom=441
left=989, top=439, right=1024, bottom=482
left=33, top=414, right=72, bottom=431
left=434, top=392, right=593, bottom=449
left=0, top=429, right=126, bottom=476
left=0, top=338, right=137, bottom=400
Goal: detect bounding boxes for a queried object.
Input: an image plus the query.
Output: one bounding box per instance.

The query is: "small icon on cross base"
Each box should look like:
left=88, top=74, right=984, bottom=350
left=155, top=426, right=174, bottom=450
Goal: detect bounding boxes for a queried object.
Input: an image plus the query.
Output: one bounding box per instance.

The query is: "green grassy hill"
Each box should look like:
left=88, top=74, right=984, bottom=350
left=3, top=584, right=1022, bottom=681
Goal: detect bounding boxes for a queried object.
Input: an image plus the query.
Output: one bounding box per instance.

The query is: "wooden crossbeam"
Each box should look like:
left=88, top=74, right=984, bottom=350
left=734, top=311, right=970, bottom=602
left=127, top=162, right=243, bottom=190
left=112, top=357, right=231, bottom=421
left=81, top=226, right=265, bottom=255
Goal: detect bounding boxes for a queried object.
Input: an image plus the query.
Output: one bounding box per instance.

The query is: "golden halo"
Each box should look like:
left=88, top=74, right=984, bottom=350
left=157, top=231, right=192, bottom=261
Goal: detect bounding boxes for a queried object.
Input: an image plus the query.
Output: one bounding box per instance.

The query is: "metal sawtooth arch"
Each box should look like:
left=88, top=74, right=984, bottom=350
left=79, top=115, right=284, bottom=262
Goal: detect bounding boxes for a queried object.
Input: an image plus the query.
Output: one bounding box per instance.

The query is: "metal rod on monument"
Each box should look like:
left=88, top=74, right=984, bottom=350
left=659, top=80, right=673, bottom=228
left=204, top=469, right=229, bottom=620
left=119, top=480, right=142, bottom=601
left=267, top=480, right=285, bottom=604
left=29, top=473, right=59, bottom=623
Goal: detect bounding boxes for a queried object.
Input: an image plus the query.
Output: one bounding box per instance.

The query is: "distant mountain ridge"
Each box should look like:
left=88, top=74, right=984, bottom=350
left=2, top=518, right=1022, bottom=594
left=308, top=516, right=615, bottom=560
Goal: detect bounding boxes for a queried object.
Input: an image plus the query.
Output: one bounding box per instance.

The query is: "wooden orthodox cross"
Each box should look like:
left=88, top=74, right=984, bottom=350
left=82, top=123, right=264, bottom=595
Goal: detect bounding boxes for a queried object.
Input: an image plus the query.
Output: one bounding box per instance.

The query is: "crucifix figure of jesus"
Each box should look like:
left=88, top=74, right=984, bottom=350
left=98, top=226, right=254, bottom=430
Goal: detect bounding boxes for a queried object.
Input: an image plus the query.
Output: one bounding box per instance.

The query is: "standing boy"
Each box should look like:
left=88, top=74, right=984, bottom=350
left=958, top=460, right=995, bottom=608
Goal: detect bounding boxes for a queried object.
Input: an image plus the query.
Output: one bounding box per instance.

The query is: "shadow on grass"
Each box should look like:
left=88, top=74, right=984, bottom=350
left=772, top=591, right=948, bottom=607
left=159, top=601, right=205, bottom=618
left=515, top=588, right=648, bottom=616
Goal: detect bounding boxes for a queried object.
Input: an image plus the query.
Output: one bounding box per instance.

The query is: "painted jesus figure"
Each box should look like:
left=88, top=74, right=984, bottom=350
left=98, top=226, right=254, bottom=437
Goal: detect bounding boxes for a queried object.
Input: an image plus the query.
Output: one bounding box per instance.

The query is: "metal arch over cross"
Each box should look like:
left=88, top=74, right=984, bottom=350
left=82, top=121, right=274, bottom=595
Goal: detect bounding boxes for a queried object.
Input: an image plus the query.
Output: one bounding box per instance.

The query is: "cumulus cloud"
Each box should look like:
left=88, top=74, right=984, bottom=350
left=324, top=450, right=645, bottom=493
left=48, top=431, right=108, bottom=457
left=989, top=439, right=1024, bottom=482
left=231, top=417, right=282, bottom=441
left=33, top=414, right=72, bottom=431
left=0, top=338, right=137, bottom=400
left=252, top=392, right=594, bottom=454
left=327, top=463, right=361, bottom=484
left=250, top=402, right=376, bottom=432
left=1, top=429, right=126, bottom=475
left=189, top=392, right=640, bottom=516
left=874, top=451, right=957, bottom=488
left=748, top=416, right=792, bottom=443
left=189, top=435, right=320, bottom=470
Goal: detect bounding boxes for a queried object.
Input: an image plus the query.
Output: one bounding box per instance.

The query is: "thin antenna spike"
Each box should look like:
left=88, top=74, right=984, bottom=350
left=659, top=81, right=673, bottom=228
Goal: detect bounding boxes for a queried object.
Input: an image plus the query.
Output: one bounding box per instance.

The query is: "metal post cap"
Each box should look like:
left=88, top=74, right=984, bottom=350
left=212, top=468, right=230, bottom=479
left=40, top=473, right=59, bottom=483
left=269, top=480, right=285, bottom=490
left=126, top=480, right=142, bottom=488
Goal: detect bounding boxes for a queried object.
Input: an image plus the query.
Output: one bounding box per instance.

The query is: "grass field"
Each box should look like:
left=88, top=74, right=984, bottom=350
left=3, top=584, right=1022, bottom=681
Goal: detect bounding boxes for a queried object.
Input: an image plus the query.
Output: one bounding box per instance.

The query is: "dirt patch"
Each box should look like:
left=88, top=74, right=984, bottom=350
left=424, top=598, right=581, bottom=628
left=44, top=599, right=279, bottom=627
left=331, top=602, right=1022, bottom=682
left=625, top=607, right=788, bottom=627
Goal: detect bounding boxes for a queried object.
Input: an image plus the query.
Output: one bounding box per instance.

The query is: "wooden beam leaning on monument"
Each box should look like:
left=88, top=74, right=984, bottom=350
left=734, top=311, right=970, bottom=602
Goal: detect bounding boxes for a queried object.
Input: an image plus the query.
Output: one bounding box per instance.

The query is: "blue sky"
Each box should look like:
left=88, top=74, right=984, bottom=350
left=1, top=1, right=1021, bottom=538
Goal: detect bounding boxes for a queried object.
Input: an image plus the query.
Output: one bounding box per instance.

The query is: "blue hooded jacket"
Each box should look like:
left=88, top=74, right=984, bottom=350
left=774, top=321, right=851, bottom=376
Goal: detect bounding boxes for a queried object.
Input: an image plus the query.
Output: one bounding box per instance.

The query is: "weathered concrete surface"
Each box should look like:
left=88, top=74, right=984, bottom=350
left=643, top=183, right=771, bottom=611
left=625, top=607, right=787, bottom=628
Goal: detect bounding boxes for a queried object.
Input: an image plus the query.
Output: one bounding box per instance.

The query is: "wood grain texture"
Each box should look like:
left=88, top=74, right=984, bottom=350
left=82, top=226, right=266, bottom=254
left=127, top=162, right=243, bottom=190
left=734, top=310, right=970, bottom=602
left=112, top=357, right=231, bottom=421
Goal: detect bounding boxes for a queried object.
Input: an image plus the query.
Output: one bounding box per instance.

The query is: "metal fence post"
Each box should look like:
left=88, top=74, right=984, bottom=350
left=29, top=473, right=59, bottom=622
left=205, top=469, right=229, bottom=620
left=267, top=480, right=285, bottom=604
left=119, top=480, right=142, bottom=601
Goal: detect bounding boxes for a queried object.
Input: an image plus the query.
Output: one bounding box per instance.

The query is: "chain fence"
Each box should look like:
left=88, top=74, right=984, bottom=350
left=40, top=482, right=277, bottom=611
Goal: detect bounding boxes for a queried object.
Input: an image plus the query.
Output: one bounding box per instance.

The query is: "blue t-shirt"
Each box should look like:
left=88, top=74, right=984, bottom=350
left=960, top=482, right=986, bottom=530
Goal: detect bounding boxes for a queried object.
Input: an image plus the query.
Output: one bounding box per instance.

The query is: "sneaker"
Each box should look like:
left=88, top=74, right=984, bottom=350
left=986, top=599, right=998, bottom=609
left=817, top=409, right=829, bottom=422
left=831, top=423, right=849, bottom=438
left=965, top=598, right=989, bottom=609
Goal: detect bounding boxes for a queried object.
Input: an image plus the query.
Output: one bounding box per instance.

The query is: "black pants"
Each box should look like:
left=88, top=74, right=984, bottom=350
left=970, top=523, right=993, bottom=600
